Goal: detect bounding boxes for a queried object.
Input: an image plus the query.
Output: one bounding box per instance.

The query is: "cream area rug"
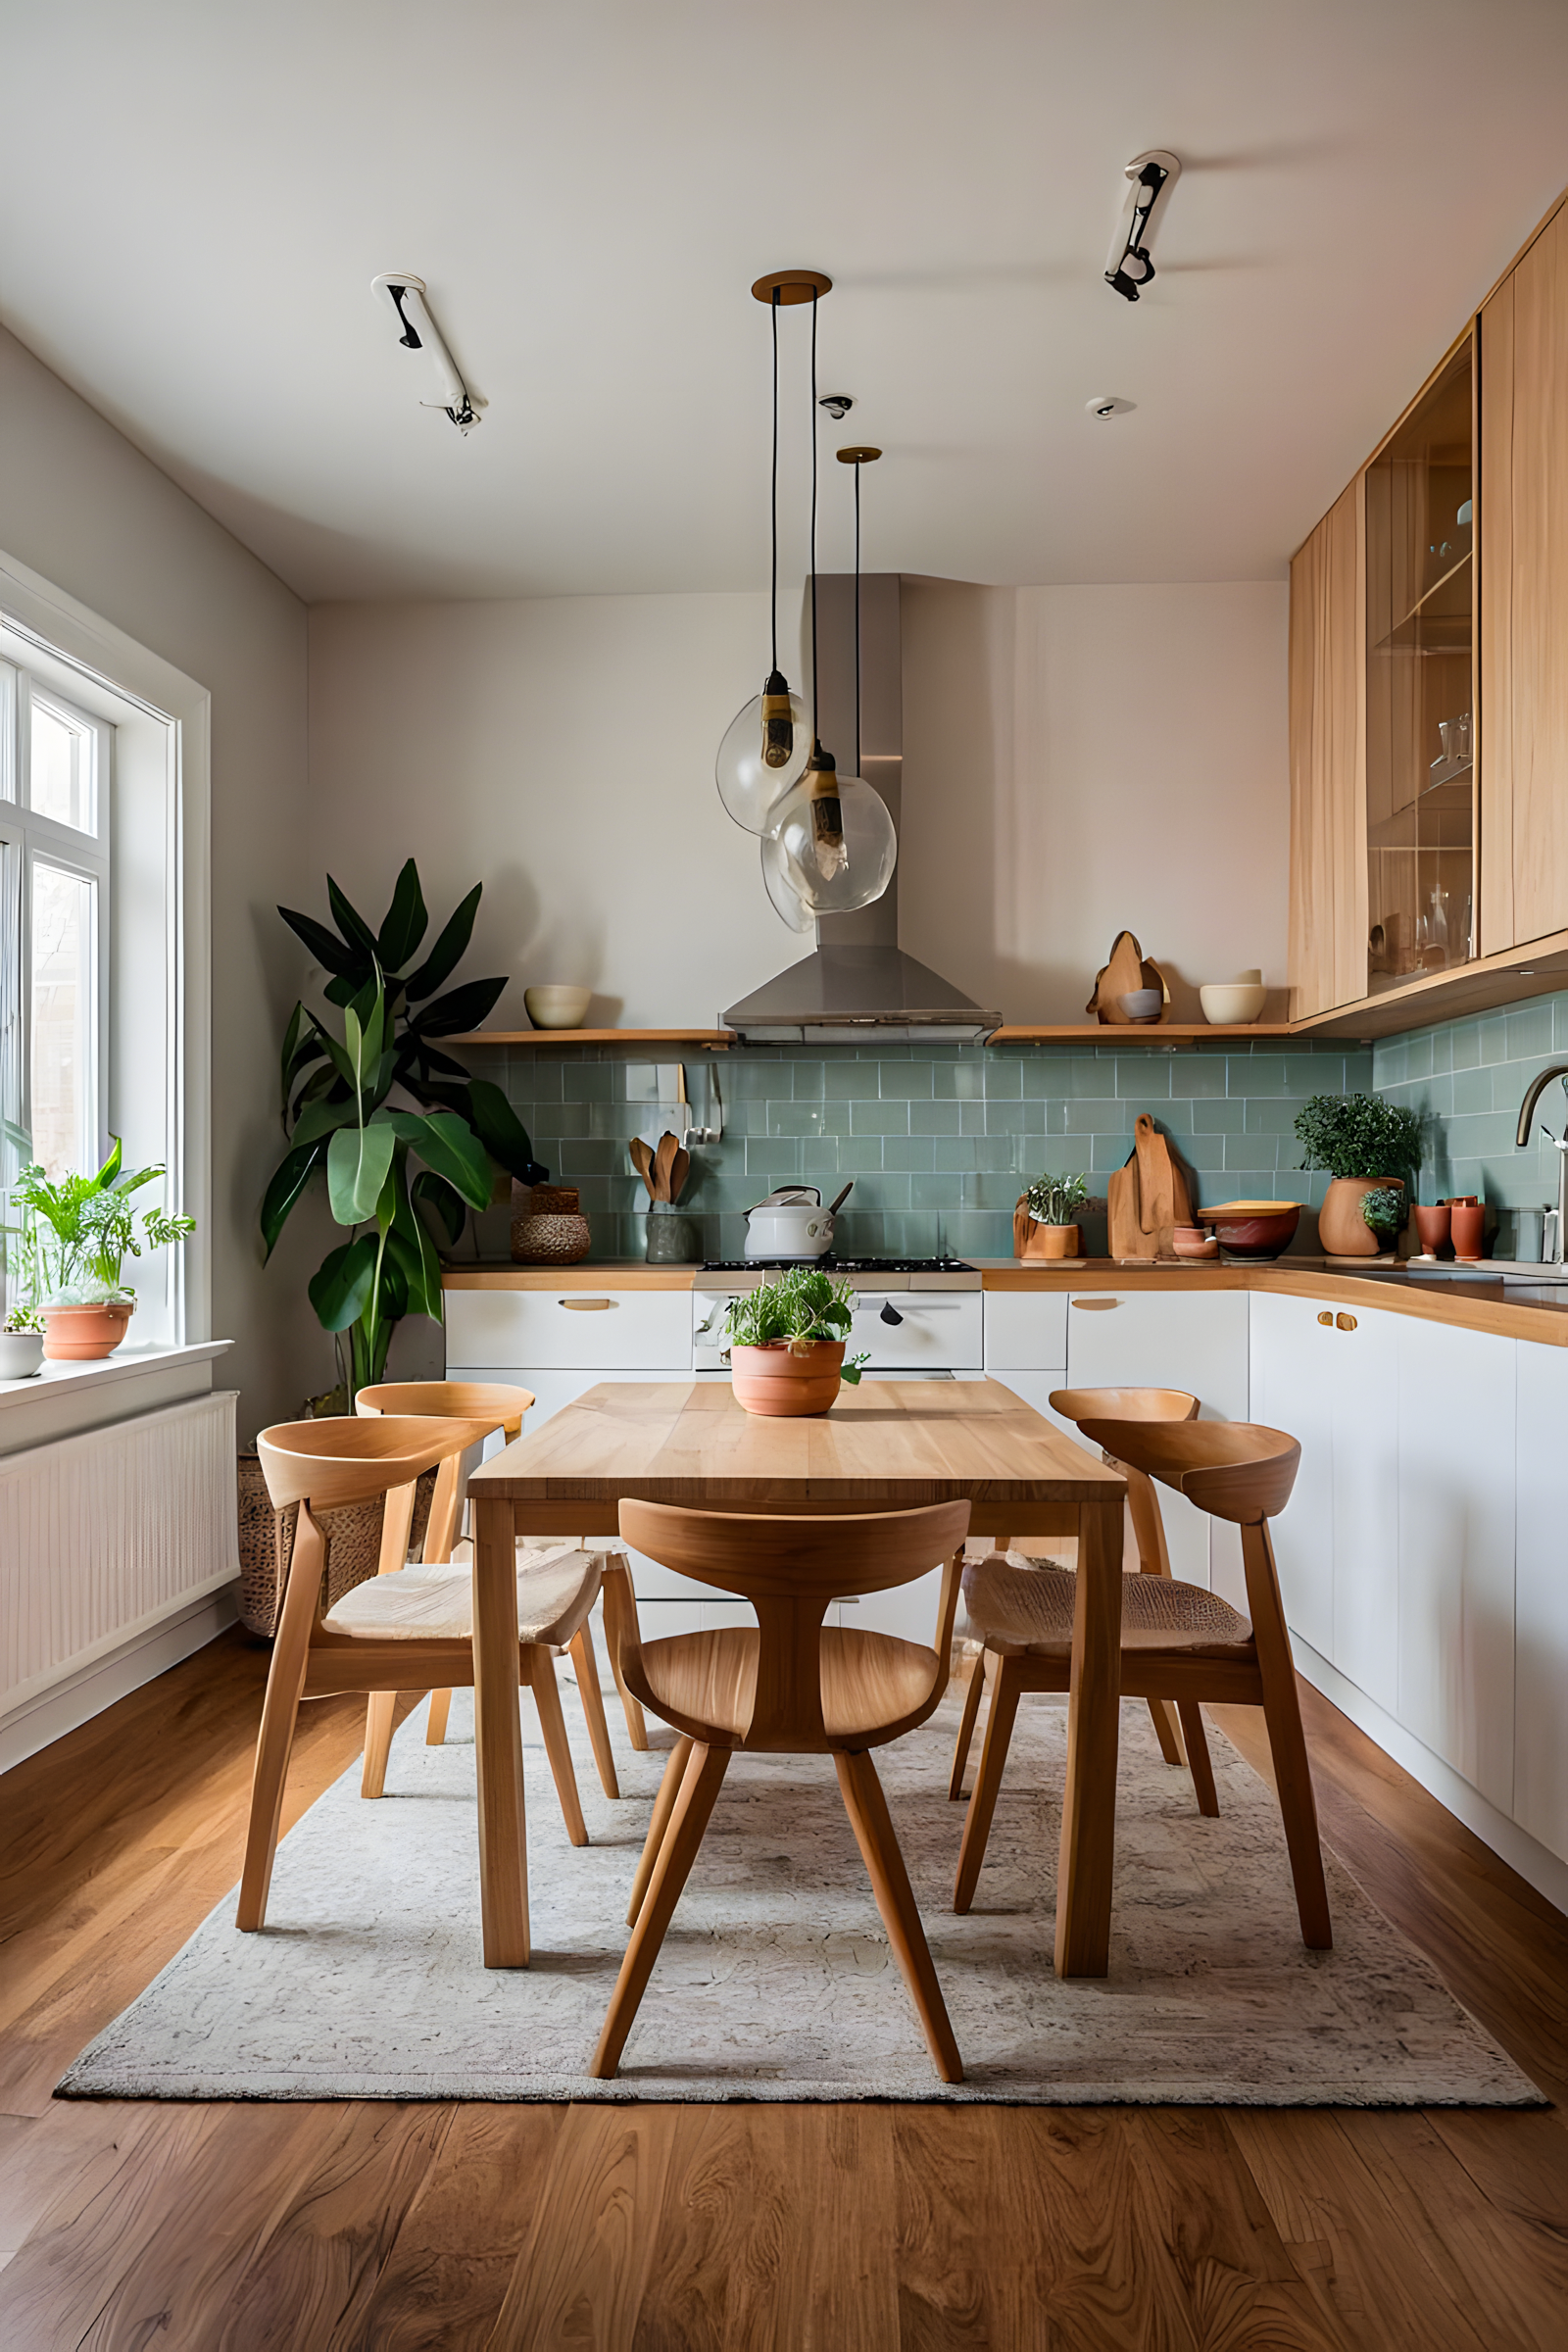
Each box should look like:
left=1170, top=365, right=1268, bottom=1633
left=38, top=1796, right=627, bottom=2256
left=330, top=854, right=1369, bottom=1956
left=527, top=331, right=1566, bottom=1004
left=58, top=1685, right=1542, bottom=2107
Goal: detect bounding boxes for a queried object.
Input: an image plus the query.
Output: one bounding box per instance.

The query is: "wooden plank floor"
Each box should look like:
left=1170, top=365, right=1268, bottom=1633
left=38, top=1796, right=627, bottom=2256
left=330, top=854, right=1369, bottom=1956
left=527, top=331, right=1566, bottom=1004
left=0, top=1631, right=1564, bottom=2349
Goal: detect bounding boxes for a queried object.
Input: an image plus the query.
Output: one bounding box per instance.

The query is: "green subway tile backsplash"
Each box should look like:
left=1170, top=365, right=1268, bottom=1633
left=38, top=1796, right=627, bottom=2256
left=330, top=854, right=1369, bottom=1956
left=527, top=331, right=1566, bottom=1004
left=1374, top=986, right=1568, bottom=1249
left=448, top=1038, right=1373, bottom=1263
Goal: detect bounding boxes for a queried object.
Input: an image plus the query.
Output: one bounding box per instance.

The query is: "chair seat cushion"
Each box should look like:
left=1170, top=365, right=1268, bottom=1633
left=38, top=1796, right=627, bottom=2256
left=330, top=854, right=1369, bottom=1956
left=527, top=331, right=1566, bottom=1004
left=961, top=1556, right=1252, bottom=1659
left=638, top=1625, right=939, bottom=1747
left=322, top=1544, right=602, bottom=1647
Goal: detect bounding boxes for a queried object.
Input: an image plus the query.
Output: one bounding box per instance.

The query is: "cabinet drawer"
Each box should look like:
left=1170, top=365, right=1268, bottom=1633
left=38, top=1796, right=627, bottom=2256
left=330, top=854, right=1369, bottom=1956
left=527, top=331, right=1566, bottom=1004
left=984, top=1292, right=1070, bottom=1368
left=445, top=1288, right=691, bottom=1371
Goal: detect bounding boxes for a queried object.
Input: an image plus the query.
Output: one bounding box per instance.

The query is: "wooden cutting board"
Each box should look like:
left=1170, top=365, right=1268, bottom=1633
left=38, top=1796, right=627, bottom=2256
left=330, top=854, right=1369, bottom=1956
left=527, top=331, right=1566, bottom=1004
left=1106, top=1114, right=1193, bottom=1260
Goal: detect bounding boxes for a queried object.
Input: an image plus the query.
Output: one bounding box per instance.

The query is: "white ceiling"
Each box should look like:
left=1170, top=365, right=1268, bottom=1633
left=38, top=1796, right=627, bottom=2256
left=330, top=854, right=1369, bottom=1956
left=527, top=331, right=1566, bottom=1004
left=5, top=0, right=1568, bottom=604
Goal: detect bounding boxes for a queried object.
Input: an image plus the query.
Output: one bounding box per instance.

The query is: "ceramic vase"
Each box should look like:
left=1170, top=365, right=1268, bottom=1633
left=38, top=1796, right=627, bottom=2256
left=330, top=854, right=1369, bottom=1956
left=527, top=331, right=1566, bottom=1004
left=729, top=1339, right=845, bottom=1417
left=1412, top=1203, right=1451, bottom=1257
left=1449, top=1200, right=1485, bottom=1261
left=41, top=1300, right=134, bottom=1360
left=1319, top=1176, right=1403, bottom=1257
left=645, top=1206, right=700, bottom=1264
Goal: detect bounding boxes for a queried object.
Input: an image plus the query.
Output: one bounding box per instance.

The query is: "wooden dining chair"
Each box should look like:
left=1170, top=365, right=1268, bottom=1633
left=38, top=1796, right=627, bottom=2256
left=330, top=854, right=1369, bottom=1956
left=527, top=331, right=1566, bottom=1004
left=593, top=1496, right=974, bottom=2084
left=952, top=1418, right=1332, bottom=1952
left=237, top=1415, right=606, bottom=1934
left=356, top=1380, right=627, bottom=1801
left=949, top=1385, right=1209, bottom=1807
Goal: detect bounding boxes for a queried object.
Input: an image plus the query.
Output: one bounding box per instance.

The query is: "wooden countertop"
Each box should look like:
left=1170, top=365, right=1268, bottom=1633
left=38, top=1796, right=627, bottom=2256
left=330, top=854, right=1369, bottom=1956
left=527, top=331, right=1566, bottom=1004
left=443, top=1257, right=1568, bottom=1343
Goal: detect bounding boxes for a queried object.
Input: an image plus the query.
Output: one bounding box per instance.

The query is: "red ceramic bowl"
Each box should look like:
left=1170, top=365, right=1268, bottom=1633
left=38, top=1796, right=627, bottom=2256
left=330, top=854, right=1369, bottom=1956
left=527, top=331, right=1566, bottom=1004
left=1196, top=1200, right=1301, bottom=1260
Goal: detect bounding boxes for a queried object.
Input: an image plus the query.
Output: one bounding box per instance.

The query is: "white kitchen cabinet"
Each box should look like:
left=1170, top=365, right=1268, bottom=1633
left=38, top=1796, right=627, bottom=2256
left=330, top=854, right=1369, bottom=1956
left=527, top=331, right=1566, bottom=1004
left=1063, top=1290, right=1250, bottom=1590
left=1249, top=1293, right=1338, bottom=1657
left=1513, top=1342, right=1568, bottom=1864
left=1396, top=1316, right=1516, bottom=1812
left=984, top=1291, right=1070, bottom=1369
left=445, top=1285, right=691, bottom=1372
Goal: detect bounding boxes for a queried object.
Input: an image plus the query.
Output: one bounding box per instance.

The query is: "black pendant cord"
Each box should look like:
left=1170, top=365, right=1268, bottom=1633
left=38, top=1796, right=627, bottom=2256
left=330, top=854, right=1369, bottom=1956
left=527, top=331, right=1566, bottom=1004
left=854, top=457, right=862, bottom=781
left=809, top=289, right=819, bottom=750
left=769, top=288, right=780, bottom=676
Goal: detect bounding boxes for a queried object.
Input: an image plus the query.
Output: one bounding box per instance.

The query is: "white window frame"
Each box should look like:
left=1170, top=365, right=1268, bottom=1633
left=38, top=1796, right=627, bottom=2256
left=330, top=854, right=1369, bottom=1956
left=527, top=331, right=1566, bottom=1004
left=0, top=665, right=113, bottom=1189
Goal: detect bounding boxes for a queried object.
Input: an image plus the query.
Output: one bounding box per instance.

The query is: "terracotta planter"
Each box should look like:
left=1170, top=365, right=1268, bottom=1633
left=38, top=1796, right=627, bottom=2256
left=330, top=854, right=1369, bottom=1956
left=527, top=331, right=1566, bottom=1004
left=1026, top=1221, right=1081, bottom=1260
left=1412, top=1203, right=1451, bottom=1257
left=1318, top=1176, right=1403, bottom=1257
left=730, top=1340, right=845, bottom=1417
left=1449, top=1200, right=1485, bottom=1261
left=41, top=1300, right=134, bottom=1360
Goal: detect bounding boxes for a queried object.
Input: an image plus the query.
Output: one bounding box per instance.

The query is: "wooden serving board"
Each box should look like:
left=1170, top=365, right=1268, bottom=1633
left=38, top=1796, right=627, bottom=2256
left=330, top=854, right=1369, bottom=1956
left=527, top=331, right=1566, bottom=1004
left=1107, top=1115, right=1193, bottom=1260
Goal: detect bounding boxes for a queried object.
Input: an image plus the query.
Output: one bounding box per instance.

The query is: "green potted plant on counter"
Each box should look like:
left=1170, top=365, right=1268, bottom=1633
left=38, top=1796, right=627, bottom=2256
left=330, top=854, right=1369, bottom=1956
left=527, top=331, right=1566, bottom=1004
left=724, top=1267, right=869, bottom=1416
left=10, top=1141, right=195, bottom=1360
left=263, top=859, right=548, bottom=1403
left=1017, top=1171, right=1090, bottom=1261
left=1293, top=1095, right=1423, bottom=1258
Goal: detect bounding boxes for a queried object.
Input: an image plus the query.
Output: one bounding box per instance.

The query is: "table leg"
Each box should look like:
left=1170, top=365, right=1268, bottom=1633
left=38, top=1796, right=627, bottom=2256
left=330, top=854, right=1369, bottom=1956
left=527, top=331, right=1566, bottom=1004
left=472, top=1494, right=528, bottom=1966
left=1054, top=1490, right=1124, bottom=1977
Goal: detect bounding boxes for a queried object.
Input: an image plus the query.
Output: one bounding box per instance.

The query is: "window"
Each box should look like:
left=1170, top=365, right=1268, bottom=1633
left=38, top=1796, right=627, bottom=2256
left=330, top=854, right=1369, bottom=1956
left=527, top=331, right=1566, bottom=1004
left=0, top=662, right=111, bottom=1185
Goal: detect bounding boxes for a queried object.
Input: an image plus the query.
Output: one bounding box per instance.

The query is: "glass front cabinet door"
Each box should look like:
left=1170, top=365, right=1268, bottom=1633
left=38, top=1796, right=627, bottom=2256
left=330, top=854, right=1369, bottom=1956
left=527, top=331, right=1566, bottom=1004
left=1364, top=336, right=1477, bottom=996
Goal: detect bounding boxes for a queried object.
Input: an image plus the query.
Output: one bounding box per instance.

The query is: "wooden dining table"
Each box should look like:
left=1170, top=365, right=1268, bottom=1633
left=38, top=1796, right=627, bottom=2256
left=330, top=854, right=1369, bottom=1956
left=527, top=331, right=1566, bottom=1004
left=464, top=1377, right=1126, bottom=1977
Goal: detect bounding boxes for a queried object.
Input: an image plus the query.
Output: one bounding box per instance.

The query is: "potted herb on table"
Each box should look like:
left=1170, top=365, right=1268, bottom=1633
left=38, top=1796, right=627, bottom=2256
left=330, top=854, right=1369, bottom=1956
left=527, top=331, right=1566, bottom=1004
left=724, top=1268, right=870, bottom=1416
left=1015, top=1171, right=1090, bottom=1260
left=1293, top=1095, right=1424, bottom=1258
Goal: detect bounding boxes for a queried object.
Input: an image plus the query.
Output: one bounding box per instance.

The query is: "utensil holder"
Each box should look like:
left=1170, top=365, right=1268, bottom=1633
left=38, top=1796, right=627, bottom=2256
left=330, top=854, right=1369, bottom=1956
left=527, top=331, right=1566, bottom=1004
left=645, top=1206, right=700, bottom=1263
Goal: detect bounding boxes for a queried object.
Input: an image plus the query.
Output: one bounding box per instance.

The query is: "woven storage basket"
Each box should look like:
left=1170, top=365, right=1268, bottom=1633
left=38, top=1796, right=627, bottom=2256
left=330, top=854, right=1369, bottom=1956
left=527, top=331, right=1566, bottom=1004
left=235, top=1454, right=436, bottom=1640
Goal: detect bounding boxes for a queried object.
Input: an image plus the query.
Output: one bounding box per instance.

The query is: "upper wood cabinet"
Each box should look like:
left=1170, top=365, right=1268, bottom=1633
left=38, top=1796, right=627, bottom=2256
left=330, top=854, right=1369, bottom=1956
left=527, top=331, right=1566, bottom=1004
left=1288, top=482, right=1365, bottom=1018
left=1480, top=197, right=1568, bottom=956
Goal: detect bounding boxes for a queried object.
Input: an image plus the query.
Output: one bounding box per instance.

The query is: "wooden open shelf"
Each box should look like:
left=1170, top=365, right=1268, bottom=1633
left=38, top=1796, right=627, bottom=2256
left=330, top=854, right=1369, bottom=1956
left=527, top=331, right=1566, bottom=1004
left=448, top=1028, right=737, bottom=1049
left=987, top=1024, right=1295, bottom=1045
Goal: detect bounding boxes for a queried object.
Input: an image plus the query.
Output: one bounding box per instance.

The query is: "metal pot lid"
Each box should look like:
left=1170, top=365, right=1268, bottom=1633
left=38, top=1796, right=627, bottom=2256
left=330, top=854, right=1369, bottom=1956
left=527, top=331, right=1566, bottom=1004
left=745, top=1188, right=822, bottom=1216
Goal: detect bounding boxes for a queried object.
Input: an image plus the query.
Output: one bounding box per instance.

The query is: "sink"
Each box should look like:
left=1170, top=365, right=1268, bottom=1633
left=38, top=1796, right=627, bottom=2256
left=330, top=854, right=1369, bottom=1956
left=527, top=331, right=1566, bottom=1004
left=1406, top=1259, right=1568, bottom=1283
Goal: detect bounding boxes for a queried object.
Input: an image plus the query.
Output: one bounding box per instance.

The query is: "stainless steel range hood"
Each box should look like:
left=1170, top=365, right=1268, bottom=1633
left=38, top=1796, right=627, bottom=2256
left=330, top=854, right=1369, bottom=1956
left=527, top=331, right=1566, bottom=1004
left=723, top=574, right=1000, bottom=1045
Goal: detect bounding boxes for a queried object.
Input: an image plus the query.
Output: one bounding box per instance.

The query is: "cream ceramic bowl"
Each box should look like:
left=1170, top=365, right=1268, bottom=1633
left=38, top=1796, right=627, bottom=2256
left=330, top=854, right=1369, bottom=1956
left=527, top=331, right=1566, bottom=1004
left=524, top=985, right=593, bottom=1030
left=1200, top=973, right=1267, bottom=1024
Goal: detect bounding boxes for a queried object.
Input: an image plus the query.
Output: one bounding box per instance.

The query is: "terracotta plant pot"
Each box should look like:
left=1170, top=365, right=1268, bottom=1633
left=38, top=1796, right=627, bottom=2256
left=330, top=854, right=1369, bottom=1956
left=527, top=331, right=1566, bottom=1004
left=1171, top=1224, right=1219, bottom=1260
left=1449, top=1200, right=1485, bottom=1261
left=730, top=1340, right=845, bottom=1417
left=1026, top=1221, right=1080, bottom=1260
left=1318, top=1176, right=1403, bottom=1257
left=41, top=1300, right=134, bottom=1361
left=1412, top=1203, right=1451, bottom=1257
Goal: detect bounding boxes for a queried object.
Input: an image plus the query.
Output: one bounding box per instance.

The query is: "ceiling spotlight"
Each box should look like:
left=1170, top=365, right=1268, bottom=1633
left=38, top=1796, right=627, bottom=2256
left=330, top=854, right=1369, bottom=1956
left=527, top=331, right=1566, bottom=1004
left=1104, top=149, right=1181, bottom=303
left=1086, top=395, right=1136, bottom=418
left=819, top=393, right=854, bottom=420
left=370, top=272, right=483, bottom=433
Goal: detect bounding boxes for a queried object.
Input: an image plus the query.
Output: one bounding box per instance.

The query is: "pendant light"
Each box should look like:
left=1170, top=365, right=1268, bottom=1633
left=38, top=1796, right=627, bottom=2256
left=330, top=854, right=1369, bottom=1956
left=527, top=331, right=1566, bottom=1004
left=761, top=410, right=897, bottom=918
left=713, top=270, right=826, bottom=832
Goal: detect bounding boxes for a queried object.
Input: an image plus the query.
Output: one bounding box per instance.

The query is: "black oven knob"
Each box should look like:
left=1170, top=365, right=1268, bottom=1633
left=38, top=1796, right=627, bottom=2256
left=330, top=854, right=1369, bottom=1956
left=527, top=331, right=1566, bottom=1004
left=879, top=1301, right=904, bottom=1326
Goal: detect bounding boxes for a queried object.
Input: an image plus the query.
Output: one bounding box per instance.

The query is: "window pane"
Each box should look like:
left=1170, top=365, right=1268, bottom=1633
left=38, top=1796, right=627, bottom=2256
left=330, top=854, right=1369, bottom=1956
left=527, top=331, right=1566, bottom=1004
left=30, top=861, right=95, bottom=1179
left=29, top=702, right=94, bottom=831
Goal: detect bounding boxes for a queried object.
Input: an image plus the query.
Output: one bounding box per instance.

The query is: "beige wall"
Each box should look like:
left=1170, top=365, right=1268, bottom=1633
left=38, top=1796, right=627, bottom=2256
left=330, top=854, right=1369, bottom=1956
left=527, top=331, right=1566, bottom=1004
left=0, top=325, right=318, bottom=1434
left=900, top=580, right=1291, bottom=1022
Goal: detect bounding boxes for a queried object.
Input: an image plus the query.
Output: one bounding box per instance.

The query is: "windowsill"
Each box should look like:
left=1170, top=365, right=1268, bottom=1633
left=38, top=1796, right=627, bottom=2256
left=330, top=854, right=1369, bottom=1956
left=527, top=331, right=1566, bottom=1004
left=0, top=1339, right=233, bottom=1454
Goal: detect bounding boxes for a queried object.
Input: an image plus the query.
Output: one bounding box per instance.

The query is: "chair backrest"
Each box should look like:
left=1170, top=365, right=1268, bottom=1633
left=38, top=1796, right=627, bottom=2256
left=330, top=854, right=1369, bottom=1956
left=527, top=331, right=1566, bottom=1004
left=355, top=1380, right=535, bottom=1438
left=612, top=1498, right=971, bottom=1748
left=1050, top=1386, right=1199, bottom=1426
left=1076, top=1418, right=1300, bottom=1525
left=257, top=1415, right=493, bottom=1512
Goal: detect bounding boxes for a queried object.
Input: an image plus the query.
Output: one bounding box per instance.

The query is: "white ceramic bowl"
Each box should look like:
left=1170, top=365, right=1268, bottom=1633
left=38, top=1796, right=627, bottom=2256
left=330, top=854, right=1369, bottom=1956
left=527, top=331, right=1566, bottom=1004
left=523, top=985, right=593, bottom=1031
left=1200, top=981, right=1268, bottom=1024
left=0, top=1331, right=45, bottom=1379
left=1118, top=988, right=1163, bottom=1022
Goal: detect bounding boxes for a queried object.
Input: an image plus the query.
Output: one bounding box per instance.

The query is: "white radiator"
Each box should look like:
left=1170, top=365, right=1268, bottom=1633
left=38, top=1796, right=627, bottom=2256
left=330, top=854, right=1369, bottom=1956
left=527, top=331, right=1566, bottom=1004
left=0, top=1390, right=239, bottom=1728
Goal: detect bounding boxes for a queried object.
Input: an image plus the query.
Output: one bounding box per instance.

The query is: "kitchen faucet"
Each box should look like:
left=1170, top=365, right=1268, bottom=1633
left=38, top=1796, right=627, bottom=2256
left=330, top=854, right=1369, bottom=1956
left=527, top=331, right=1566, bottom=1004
left=1515, top=1063, right=1568, bottom=1264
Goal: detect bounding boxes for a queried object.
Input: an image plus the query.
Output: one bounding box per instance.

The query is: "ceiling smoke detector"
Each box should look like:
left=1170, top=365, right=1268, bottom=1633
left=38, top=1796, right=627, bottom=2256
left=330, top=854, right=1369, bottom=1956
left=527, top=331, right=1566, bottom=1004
left=818, top=393, right=854, bottom=420
left=1086, top=395, right=1136, bottom=419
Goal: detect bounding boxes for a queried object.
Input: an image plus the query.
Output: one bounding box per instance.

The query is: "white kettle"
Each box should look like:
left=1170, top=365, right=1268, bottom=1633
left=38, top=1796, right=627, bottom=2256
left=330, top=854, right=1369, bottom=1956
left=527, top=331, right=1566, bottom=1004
left=743, top=1182, right=853, bottom=1261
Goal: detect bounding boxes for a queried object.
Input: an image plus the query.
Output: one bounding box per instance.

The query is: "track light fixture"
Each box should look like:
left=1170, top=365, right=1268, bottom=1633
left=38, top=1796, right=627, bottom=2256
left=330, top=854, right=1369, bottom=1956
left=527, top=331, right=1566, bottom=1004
left=370, top=272, right=482, bottom=432
left=1103, top=150, right=1181, bottom=303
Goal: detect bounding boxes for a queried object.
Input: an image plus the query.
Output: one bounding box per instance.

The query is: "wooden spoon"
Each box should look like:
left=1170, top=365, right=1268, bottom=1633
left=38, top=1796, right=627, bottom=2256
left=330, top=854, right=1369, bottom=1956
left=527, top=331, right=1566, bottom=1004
left=668, top=1147, right=691, bottom=1203
left=654, top=1131, right=679, bottom=1203
left=629, top=1137, right=655, bottom=1199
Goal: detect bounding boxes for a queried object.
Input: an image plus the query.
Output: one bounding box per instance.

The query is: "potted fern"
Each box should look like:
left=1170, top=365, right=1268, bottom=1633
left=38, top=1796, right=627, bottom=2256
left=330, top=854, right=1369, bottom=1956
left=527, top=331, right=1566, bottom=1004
left=10, top=1142, right=195, bottom=1359
left=723, top=1267, right=869, bottom=1416
left=1015, top=1171, right=1090, bottom=1261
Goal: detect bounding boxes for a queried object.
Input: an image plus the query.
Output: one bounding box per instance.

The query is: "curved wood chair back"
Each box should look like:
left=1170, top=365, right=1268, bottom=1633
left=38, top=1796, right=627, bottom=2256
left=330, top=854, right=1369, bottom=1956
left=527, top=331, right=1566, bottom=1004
left=1077, top=1418, right=1300, bottom=1525
left=1050, top=1386, right=1199, bottom=1426
left=256, top=1415, right=492, bottom=1513
left=355, top=1382, right=535, bottom=1566
left=613, top=1498, right=971, bottom=1750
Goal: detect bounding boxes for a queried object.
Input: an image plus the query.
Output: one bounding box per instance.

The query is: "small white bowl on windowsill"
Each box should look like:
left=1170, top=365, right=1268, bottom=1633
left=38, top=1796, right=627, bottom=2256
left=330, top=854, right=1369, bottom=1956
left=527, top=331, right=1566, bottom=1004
left=0, top=1330, right=45, bottom=1379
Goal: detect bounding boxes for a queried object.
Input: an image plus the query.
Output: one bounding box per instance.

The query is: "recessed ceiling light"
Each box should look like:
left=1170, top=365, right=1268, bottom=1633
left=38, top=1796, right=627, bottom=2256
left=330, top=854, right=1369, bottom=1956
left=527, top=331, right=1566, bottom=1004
left=1086, top=395, right=1135, bottom=419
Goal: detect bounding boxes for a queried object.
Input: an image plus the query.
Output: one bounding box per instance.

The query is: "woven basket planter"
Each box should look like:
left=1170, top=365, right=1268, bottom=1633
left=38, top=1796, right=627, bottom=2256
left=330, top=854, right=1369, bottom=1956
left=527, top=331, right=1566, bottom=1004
left=235, top=1453, right=437, bottom=1639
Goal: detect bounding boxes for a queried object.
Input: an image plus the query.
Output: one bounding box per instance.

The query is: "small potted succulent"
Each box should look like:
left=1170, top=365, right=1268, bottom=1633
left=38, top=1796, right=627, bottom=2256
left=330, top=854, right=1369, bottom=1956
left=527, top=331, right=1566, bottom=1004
left=723, top=1267, right=869, bottom=1416
left=1293, top=1095, right=1423, bottom=1257
left=1015, top=1171, right=1090, bottom=1260
left=1360, top=1185, right=1407, bottom=1255
left=12, top=1141, right=196, bottom=1360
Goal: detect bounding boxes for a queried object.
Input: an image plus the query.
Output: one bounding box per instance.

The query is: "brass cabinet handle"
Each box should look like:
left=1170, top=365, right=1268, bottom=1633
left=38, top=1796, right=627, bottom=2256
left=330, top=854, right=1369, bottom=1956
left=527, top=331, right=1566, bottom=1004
left=559, top=1298, right=614, bottom=1311
left=1336, top=1311, right=1357, bottom=1332
left=1317, top=1310, right=1334, bottom=1326
left=1070, top=1298, right=1121, bottom=1312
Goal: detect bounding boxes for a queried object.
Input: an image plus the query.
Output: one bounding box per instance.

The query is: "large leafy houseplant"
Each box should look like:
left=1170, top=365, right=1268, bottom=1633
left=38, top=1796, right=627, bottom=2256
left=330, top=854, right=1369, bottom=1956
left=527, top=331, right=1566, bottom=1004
left=262, top=861, right=547, bottom=1394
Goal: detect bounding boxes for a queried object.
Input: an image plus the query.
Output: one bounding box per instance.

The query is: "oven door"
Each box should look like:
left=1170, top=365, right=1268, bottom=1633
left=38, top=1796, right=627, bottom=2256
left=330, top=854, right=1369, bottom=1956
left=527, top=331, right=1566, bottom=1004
left=848, top=1293, right=983, bottom=1370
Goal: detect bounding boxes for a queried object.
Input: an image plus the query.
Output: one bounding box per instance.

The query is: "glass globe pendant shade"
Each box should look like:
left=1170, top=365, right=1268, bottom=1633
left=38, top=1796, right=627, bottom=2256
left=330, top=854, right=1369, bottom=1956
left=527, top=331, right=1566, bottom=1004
left=715, top=668, right=809, bottom=833
left=760, top=744, right=898, bottom=916
left=760, top=834, right=814, bottom=932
